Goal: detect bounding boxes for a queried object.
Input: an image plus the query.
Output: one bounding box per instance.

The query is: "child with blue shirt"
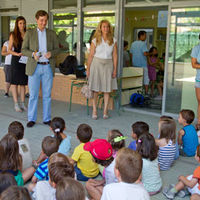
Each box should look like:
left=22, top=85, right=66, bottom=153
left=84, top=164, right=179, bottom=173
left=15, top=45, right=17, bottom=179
left=50, top=117, right=71, bottom=156
left=178, top=109, right=199, bottom=157
left=128, top=121, right=149, bottom=151
left=32, top=117, right=71, bottom=167
left=31, top=136, right=59, bottom=185
left=31, top=152, right=75, bottom=200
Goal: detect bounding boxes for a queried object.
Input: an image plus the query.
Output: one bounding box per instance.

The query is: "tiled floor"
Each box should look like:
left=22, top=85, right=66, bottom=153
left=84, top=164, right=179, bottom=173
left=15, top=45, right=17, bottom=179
left=0, top=90, right=197, bottom=200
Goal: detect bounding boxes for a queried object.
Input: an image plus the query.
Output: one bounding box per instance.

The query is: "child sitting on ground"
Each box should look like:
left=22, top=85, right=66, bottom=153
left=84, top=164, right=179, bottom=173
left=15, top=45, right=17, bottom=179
left=33, top=117, right=71, bottom=167
left=85, top=139, right=118, bottom=200
left=128, top=121, right=149, bottom=151
left=31, top=136, right=59, bottom=184
left=107, top=129, right=126, bottom=157
left=32, top=152, right=75, bottom=200
left=156, top=118, right=176, bottom=170
left=0, top=185, right=31, bottom=200
left=159, top=116, right=179, bottom=160
left=51, top=117, right=71, bottom=156
left=56, top=178, right=87, bottom=200
left=101, top=147, right=150, bottom=200
left=99, top=129, right=126, bottom=177
left=70, top=124, right=99, bottom=181
left=8, top=121, right=32, bottom=170
left=178, top=109, right=198, bottom=157
left=163, top=144, right=200, bottom=199
left=0, top=173, right=17, bottom=195
left=137, top=133, right=162, bottom=195
left=0, top=134, right=35, bottom=186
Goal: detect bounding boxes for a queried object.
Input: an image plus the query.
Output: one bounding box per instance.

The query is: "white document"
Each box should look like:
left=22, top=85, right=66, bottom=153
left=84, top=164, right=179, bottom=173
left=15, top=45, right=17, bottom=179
left=19, top=56, right=28, bottom=64
left=157, top=11, right=168, bottom=28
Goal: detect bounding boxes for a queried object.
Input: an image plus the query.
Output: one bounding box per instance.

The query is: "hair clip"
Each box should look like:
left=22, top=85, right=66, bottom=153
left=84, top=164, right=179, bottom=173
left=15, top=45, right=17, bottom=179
left=54, top=128, right=60, bottom=133
left=138, top=139, right=142, bottom=143
left=114, top=136, right=127, bottom=143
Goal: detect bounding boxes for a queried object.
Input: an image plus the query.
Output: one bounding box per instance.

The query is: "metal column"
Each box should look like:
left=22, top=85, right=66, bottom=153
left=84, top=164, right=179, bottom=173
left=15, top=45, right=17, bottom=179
left=0, top=16, right=1, bottom=64
left=48, top=0, right=53, bottom=30
left=115, top=0, right=125, bottom=109
left=77, top=0, right=84, bottom=65
left=162, top=4, right=172, bottom=115
left=172, top=16, right=177, bottom=86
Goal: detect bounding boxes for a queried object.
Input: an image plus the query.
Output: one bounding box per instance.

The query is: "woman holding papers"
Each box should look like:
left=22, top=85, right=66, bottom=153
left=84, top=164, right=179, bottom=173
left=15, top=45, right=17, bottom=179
left=8, top=16, right=28, bottom=112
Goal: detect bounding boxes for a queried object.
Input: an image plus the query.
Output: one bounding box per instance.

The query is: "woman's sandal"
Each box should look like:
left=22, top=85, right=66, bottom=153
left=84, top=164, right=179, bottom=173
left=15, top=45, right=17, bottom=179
left=103, top=114, right=109, bottom=119
left=14, top=103, right=22, bottom=112
left=92, top=113, right=98, bottom=120
left=20, top=102, right=27, bottom=111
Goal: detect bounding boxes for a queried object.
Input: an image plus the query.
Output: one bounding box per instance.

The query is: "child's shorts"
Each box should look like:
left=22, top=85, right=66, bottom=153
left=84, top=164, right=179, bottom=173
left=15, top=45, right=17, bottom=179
left=74, top=165, right=99, bottom=181
left=187, top=175, right=200, bottom=195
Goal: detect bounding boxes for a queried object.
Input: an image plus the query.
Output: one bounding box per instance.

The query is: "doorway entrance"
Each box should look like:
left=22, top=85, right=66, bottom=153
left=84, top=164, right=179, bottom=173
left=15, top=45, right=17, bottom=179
left=122, top=6, right=168, bottom=114
left=164, top=7, right=200, bottom=117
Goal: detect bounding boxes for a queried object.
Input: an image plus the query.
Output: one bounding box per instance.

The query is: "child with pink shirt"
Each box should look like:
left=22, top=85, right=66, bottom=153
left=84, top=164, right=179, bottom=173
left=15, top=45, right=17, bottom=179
left=147, top=46, right=162, bottom=97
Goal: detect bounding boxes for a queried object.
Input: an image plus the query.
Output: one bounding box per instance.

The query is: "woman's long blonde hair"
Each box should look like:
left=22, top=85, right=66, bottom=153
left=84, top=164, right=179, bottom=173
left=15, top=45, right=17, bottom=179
left=93, top=20, right=114, bottom=46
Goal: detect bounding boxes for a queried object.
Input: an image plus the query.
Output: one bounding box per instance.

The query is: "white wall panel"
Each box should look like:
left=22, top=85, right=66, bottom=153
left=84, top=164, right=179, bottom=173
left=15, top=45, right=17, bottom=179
left=21, top=0, right=48, bottom=24
left=0, top=0, right=19, bottom=9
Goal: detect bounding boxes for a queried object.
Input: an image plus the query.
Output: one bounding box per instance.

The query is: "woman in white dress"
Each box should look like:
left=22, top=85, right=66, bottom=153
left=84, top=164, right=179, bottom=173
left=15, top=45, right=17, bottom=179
left=87, top=20, right=118, bottom=119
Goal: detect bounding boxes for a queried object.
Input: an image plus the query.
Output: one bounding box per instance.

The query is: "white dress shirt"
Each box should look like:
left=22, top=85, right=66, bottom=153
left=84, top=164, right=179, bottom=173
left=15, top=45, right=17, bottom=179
left=37, top=28, right=49, bottom=62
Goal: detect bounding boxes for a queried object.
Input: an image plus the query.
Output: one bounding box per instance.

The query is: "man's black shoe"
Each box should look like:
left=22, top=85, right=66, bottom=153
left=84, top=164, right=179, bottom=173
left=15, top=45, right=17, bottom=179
left=43, top=120, right=51, bottom=126
left=27, top=121, right=35, bottom=128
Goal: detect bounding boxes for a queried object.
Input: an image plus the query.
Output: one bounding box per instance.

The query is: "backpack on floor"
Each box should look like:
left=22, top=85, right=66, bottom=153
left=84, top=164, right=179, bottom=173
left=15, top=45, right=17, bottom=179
left=130, top=92, right=145, bottom=106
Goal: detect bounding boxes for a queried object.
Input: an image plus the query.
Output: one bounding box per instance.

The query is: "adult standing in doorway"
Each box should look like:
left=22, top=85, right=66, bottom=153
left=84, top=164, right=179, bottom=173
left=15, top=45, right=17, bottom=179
left=87, top=19, right=118, bottom=120
left=8, top=16, right=28, bottom=112
left=1, top=34, right=12, bottom=98
left=191, top=35, right=200, bottom=127
left=130, top=31, right=149, bottom=96
left=22, top=10, right=59, bottom=128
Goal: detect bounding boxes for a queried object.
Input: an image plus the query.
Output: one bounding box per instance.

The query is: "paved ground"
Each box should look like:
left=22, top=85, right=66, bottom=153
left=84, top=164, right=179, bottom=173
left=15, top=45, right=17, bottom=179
left=0, top=90, right=197, bottom=200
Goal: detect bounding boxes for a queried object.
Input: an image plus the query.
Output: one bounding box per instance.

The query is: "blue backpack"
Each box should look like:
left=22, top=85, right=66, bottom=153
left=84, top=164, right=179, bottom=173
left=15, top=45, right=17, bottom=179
left=130, top=93, right=145, bottom=106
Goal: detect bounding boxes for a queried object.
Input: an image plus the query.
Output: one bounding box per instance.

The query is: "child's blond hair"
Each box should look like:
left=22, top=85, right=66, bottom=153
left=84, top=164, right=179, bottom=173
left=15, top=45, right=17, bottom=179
left=115, top=148, right=142, bottom=183
left=56, top=178, right=85, bottom=200
left=159, top=118, right=176, bottom=143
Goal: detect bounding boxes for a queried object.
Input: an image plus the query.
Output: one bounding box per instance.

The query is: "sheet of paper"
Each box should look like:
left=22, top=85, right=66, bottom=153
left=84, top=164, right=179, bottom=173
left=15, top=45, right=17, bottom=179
left=158, top=11, right=168, bottom=28
left=19, top=56, right=28, bottom=64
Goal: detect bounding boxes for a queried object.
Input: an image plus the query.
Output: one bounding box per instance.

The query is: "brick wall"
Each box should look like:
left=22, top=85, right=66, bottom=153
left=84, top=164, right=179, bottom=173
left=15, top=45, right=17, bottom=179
left=0, top=67, right=113, bottom=109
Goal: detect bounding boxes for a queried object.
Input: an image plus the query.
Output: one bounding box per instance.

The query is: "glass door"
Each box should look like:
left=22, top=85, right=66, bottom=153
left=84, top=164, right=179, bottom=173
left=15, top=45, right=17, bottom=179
left=164, top=8, right=200, bottom=116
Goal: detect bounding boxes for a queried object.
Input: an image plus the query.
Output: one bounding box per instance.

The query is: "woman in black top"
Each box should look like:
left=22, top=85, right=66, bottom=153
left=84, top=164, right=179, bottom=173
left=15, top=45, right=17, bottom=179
left=8, top=16, right=28, bottom=112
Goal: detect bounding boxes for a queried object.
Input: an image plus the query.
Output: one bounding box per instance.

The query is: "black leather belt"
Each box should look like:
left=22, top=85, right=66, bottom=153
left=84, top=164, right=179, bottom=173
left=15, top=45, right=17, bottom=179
left=37, top=62, right=49, bottom=65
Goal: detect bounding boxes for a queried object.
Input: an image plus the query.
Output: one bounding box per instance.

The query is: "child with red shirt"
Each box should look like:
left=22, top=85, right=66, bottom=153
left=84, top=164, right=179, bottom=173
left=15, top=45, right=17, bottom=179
left=163, top=144, right=200, bottom=199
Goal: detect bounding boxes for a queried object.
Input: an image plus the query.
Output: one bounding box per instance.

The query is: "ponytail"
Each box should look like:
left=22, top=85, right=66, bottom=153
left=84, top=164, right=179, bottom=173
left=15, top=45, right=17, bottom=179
left=51, top=117, right=66, bottom=144
left=54, top=128, right=63, bottom=144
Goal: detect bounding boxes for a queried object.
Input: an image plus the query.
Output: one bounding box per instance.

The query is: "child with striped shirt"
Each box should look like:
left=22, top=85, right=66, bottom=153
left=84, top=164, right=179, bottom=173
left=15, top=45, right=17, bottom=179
left=156, top=118, right=176, bottom=170
left=31, top=136, right=59, bottom=186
